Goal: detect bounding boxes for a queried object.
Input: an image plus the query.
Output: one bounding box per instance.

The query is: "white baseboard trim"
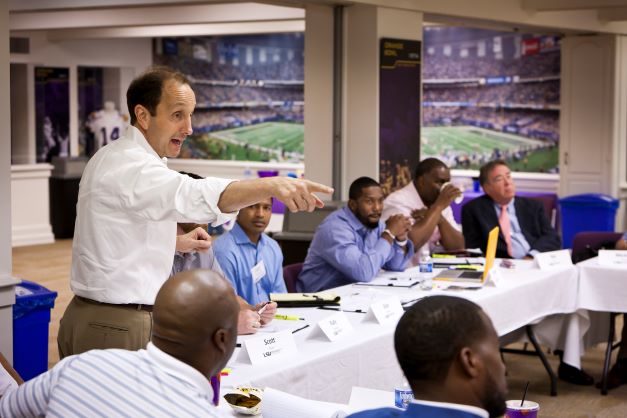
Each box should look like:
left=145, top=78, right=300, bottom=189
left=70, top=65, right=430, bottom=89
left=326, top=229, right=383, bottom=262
left=12, top=224, right=55, bottom=247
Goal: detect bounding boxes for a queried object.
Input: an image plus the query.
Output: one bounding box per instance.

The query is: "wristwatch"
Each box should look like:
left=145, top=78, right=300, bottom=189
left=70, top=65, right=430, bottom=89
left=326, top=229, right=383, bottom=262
left=382, top=229, right=395, bottom=240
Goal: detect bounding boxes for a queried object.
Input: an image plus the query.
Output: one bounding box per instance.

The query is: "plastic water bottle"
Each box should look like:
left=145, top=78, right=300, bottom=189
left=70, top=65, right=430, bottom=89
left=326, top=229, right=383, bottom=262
left=419, top=248, right=433, bottom=273
left=394, top=379, right=413, bottom=409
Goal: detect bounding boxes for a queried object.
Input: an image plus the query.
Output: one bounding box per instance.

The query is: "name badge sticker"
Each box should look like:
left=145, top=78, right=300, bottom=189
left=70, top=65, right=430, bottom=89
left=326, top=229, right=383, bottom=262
left=316, top=312, right=354, bottom=342
left=366, top=297, right=404, bottom=325
left=598, top=250, right=627, bottom=267
left=251, top=261, right=266, bottom=284
left=243, top=330, right=297, bottom=366
left=535, top=249, right=573, bottom=271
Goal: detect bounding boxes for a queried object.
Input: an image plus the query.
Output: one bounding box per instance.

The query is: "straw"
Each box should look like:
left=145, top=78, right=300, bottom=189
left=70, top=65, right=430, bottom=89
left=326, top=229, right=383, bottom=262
left=520, top=381, right=530, bottom=407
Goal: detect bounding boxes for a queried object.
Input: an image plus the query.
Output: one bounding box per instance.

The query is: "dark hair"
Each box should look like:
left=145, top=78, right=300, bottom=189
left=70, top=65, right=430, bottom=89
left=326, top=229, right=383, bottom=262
left=414, top=158, right=447, bottom=180
left=479, top=160, right=508, bottom=186
left=348, top=176, right=380, bottom=200
left=179, top=171, right=204, bottom=180
left=126, top=66, right=190, bottom=126
left=394, top=296, right=490, bottom=383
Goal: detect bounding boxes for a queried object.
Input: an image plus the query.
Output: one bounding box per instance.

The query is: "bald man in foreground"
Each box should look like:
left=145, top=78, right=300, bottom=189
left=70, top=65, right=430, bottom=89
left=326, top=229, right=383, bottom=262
left=0, top=270, right=239, bottom=418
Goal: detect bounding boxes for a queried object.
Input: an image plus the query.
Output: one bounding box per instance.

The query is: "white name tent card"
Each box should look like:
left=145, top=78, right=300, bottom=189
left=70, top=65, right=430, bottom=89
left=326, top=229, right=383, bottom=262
left=535, top=249, right=573, bottom=271
left=364, top=296, right=404, bottom=325
left=312, top=312, right=355, bottom=342
left=241, top=330, right=298, bottom=366
left=598, top=250, right=627, bottom=267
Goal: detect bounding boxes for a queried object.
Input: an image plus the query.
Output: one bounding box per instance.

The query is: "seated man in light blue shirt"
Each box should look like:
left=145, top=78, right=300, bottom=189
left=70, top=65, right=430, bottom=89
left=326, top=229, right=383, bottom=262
left=297, top=177, right=413, bottom=293
left=214, top=198, right=286, bottom=306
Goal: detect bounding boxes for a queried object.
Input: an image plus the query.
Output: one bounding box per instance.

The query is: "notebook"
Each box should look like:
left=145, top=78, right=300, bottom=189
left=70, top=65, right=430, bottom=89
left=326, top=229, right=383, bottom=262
left=434, top=226, right=499, bottom=283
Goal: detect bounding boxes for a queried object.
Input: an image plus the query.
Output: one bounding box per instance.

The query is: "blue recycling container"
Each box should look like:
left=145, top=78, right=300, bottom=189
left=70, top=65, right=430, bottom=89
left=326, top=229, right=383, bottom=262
left=559, top=193, right=619, bottom=249
left=13, top=280, right=58, bottom=381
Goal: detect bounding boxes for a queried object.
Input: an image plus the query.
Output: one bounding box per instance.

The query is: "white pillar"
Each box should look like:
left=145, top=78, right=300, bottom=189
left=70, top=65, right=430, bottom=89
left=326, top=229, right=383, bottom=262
left=342, top=5, right=422, bottom=199
left=1, top=0, right=20, bottom=362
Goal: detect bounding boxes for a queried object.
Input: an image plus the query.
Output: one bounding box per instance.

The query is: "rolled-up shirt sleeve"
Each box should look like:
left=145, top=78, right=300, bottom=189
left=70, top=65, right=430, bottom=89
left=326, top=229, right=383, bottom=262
left=383, top=241, right=415, bottom=271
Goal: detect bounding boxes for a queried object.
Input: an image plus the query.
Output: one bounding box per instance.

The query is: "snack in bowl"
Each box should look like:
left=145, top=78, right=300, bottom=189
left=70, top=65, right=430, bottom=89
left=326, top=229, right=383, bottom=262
left=223, top=386, right=263, bottom=415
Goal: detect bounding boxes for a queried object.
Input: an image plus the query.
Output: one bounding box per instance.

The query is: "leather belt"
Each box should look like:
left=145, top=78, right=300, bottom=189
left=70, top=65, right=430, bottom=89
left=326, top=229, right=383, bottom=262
left=76, top=295, right=153, bottom=312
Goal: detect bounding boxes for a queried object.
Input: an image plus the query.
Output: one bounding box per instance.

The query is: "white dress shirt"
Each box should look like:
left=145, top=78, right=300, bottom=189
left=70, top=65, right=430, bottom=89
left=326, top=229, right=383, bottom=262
left=382, top=182, right=460, bottom=266
left=71, top=126, right=236, bottom=304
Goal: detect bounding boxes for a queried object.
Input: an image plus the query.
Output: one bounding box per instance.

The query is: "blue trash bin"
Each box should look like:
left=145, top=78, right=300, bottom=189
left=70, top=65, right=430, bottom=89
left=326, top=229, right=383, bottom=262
left=559, top=193, right=619, bottom=249
left=13, top=280, right=58, bottom=381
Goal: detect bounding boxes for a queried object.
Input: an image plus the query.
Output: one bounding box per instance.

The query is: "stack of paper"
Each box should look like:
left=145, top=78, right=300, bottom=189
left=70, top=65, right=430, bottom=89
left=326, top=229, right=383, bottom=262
left=262, top=387, right=354, bottom=418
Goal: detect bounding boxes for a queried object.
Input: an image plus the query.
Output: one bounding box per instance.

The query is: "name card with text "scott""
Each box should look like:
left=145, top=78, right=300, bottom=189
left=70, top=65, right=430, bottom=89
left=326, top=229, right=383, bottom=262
left=535, top=249, right=573, bottom=271
left=317, top=312, right=354, bottom=342
left=598, top=250, right=627, bottom=267
left=244, top=330, right=298, bottom=366
left=366, top=297, right=404, bottom=325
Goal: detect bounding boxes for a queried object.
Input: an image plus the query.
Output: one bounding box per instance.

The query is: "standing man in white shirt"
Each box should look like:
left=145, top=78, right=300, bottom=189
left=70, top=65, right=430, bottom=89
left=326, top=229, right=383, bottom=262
left=382, top=158, right=464, bottom=265
left=58, top=66, right=332, bottom=358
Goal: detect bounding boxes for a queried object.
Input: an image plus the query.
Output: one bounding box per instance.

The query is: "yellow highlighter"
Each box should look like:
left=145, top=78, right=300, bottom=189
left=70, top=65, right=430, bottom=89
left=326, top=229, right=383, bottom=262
left=274, top=314, right=305, bottom=321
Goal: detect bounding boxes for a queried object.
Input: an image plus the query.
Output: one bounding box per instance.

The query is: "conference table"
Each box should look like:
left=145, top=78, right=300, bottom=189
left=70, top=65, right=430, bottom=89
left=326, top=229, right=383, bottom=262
left=222, top=261, right=584, bottom=403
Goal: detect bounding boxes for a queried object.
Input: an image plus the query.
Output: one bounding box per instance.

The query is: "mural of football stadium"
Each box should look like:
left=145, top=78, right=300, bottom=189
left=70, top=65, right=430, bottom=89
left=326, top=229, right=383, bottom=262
left=154, top=33, right=304, bottom=163
left=422, top=27, right=560, bottom=173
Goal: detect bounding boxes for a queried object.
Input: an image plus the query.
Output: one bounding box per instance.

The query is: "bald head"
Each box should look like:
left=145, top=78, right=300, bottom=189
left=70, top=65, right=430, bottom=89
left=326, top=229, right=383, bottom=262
left=152, top=269, right=239, bottom=378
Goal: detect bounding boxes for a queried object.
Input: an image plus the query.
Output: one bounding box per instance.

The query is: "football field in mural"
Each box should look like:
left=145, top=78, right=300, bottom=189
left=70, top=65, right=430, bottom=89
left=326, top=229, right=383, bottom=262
left=182, top=122, right=304, bottom=162
left=421, top=126, right=558, bottom=173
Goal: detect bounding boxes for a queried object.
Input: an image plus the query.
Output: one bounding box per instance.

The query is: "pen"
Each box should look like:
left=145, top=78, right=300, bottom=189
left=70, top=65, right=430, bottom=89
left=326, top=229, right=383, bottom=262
left=257, top=301, right=270, bottom=315
left=274, top=314, right=305, bottom=321
left=292, top=324, right=310, bottom=334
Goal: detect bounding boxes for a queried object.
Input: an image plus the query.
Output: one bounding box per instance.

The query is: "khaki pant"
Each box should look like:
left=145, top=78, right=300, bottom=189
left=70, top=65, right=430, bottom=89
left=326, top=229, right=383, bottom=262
left=57, top=296, right=152, bottom=360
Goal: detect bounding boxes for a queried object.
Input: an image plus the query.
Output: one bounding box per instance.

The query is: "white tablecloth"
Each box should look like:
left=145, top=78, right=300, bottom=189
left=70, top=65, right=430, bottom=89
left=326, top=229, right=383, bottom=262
left=578, top=257, right=627, bottom=312
left=223, top=262, right=583, bottom=402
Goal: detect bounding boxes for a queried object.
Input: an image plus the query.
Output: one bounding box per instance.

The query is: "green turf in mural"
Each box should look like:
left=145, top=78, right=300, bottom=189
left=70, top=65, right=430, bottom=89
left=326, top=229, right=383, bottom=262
left=181, top=122, right=304, bottom=162
left=421, top=126, right=558, bottom=173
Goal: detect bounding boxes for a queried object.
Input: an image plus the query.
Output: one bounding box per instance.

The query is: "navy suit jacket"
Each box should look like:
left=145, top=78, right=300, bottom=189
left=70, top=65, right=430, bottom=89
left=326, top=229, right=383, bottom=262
left=348, top=402, right=486, bottom=418
left=461, top=194, right=561, bottom=259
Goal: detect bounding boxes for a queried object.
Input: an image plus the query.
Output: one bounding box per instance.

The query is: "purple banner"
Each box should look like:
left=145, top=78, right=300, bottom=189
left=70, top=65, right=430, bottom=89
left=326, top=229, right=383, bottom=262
left=379, top=38, right=421, bottom=195
left=35, top=67, right=70, bottom=163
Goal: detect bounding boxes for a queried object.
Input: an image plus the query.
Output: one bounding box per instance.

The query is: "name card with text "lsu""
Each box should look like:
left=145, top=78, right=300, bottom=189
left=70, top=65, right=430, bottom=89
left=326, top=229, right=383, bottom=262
left=598, top=250, right=627, bottom=267
left=244, top=330, right=298, bottom=366
left=317, top=312, right=354, bottom=342
left=535, top=249, right=573, bottom=271
left=366, top=297, right=404, bottom=325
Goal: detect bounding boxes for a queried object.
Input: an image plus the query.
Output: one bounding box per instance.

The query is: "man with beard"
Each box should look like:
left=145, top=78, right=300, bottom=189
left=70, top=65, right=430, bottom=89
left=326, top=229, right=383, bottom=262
left=382, top=158, right=464, bottom=266
left=347, top=296, right=508, bottom=418
left=297, top=177, right=413, bottom=292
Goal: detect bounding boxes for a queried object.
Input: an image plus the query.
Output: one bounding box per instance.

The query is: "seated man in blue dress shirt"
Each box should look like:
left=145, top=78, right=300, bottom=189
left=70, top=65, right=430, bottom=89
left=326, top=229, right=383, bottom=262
left=348, top=296, right=508, bottom=418
left=214, top=197, right=287, bottom=306
left=297, top=177, right=413, bottom=293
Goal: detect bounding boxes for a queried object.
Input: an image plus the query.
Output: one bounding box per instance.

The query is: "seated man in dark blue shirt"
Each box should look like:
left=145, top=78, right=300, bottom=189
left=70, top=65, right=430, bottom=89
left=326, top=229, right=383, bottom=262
left=297, top=176, right=413, bottom=292
left=348, top=296, right=508, bottom=418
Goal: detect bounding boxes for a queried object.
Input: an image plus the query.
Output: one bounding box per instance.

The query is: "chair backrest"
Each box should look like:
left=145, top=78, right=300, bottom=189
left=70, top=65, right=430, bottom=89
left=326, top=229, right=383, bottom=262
left=571, top=231, right=622, bottom=263
left=282, top=201, right=344, bottom=233
left=282, top=262, right=303, bottom=293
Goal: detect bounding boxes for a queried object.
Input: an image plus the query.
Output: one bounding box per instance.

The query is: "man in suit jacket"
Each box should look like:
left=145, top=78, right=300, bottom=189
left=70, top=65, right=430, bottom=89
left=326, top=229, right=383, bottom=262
left=462, top=160, right=560, bottom=259
left=462, top=160, right=593, bottom=386
left=347, top=296, right=507, bottom=418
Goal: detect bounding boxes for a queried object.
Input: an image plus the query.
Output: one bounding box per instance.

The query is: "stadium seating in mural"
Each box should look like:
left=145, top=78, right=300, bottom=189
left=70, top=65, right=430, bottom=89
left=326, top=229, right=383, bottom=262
left=422, top=27, right=560, bottom=173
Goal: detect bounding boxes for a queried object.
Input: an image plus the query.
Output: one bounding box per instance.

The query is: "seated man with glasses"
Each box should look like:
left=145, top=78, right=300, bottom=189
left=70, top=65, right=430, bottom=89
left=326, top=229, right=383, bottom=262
left=462, top=160, right=592, bottom=386
left=461, top=159, right=560, bottom=260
